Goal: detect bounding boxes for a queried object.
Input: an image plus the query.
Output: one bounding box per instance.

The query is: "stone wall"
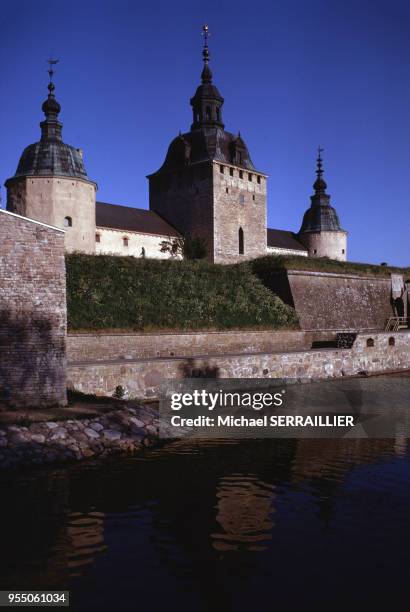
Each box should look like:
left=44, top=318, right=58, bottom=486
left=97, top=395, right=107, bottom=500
left=67, top=329, right=312, bottom=363
left=269, top=269, right=394, bottom=330
left=149, top=162, right=215, bottom=260
left=67, top=331, right=410, bottom=399
left=213, top=163, right=267, bottom=263
left=6, top=176, right=97, bottom=253
left=0, top=210, right=67, bottom=407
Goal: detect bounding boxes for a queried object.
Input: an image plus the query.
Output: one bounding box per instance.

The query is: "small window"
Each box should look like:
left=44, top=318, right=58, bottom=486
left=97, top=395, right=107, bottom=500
left=226, top=187, right=229, bottom=194
left=366, top=338, right=374, bottom=348
left=239, top=170, right=244, bottom=179
left=95, top=233, right=100, bottom=243
left=252, top=194, right=255, bottom=201
left=388, top=337, right=395, bottom=346
left=216, top=108, right=220, bottom=121
left=239, top=194, right=245, bottom=204
left=257, top=175, right=261, bottom=184
left=313, top=249, right=317, bottom=254
left=248, top=173, right=253, bottom=182
left=238, top=152, right=243, bottom=164
left=342, top=249, right=345, bottom=254
left=123, top=236, right=129, bottom=247
left=239, top=227, right=244, bottom=255
left=220, top=165, right=224, bottom=174
left=64, top=216, right=72, bottom=227
left=206, top=106, right=211, bottom=121
left=229, top=168, right=234, bottom=177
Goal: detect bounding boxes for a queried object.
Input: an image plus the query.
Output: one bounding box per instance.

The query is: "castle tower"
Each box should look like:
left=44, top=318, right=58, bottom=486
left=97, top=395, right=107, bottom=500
left=148, top=26, right=267, bottom=263
left=5, top=62, right=97, bottom=253
left=298, top=149, right=347, bottom=261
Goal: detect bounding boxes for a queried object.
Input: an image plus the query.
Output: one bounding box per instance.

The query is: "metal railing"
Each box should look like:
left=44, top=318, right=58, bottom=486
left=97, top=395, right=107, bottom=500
left=385, top=317, right=410, bottom=331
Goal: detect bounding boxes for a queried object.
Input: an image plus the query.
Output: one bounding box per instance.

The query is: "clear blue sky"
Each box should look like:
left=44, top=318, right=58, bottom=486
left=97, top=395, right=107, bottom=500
left=1, top=0, right=409, bottom=266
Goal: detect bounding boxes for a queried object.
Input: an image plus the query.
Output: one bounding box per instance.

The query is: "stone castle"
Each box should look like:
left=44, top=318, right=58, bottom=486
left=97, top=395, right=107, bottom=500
left=4, top=28, right=347, bottom=263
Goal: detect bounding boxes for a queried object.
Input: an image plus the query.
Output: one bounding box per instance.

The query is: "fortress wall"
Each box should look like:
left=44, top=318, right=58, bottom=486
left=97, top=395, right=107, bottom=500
left=0, top=210, right=67, bottom=407
left=269, top=270, right=394, bottom=330
left=67, top=331, right=410, bottom=399
left=67, top=330, right=312, bottom=363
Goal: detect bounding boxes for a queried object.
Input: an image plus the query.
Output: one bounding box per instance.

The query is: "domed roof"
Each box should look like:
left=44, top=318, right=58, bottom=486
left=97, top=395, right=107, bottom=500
left=152, top=127, right=257, bottom=174
left=10, top=81, right=90, bottom=181
left=15, top=140, right=88, bottom=179
left=299, top=202, right=344, bottom=233
left=299, top=149, right=345, bottom=234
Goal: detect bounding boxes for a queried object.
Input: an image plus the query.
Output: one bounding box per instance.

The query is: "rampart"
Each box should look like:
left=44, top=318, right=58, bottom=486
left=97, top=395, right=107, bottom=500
left=0, top=210, right=67, bottom=407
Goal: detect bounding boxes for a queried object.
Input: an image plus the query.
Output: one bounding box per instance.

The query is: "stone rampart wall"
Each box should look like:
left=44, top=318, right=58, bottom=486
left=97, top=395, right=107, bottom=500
left=0, top=210, right=67, bottom=407
left=67, top=331, right=410, bottom=399
left=270, top=270, right=394, bottom=330
left=67, top=330, right=312, bottom=362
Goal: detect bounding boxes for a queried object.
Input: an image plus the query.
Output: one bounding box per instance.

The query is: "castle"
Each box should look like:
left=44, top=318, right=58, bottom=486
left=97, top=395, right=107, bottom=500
left=4, top=28, right=347, bottom=263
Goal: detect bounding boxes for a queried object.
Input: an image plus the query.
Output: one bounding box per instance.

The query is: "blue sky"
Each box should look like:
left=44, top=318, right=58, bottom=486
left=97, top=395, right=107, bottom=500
left=0, top=0, right=409, bottom=265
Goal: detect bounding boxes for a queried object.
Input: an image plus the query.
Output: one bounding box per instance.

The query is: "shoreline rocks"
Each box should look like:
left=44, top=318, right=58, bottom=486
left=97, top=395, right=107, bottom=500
left=0, top=405, right=161, bottom=470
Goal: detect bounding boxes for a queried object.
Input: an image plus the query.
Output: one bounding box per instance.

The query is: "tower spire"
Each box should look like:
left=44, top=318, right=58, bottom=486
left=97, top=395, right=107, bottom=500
left=190, top=24, right=224, bottom=129
left=201, top=24, right=212, bottom=83
left=41, top=58, right=62, bottom=141
left=313, top=146, right=327, bottom=195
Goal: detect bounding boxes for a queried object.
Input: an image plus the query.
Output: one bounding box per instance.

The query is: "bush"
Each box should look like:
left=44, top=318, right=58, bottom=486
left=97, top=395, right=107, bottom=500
left=66, top=254, right=298, bottom=332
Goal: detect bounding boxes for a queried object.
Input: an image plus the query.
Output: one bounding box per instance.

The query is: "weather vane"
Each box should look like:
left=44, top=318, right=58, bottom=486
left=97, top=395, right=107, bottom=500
left=47, top=58, right=59, bottom=84
left=201, top=24, right=210, bottom=64
left=317, top=146, right=324, bottom=158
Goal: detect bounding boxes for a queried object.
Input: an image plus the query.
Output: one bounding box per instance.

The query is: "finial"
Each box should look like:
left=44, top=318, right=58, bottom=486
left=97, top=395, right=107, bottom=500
left=47, top=58, right=59, bottom=96
left=313, top=146, right=327, bottom=194
left=316, top=146, right=324, bottom=178
left=202, top=24, right=210, bottom=64
left=42, top=58, right=61, bottom=123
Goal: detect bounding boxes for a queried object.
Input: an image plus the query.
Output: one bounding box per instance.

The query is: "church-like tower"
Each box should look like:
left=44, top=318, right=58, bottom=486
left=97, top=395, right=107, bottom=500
left=5, top=63, right=97, bottom=253
left=298, top=149, right=347, bottom=261
left=148, top=26, right=267, bottom=263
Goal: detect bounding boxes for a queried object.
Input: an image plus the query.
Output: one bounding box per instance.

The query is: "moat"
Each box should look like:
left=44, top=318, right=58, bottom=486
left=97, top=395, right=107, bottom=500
left=1, top=433, right=409, bottom=610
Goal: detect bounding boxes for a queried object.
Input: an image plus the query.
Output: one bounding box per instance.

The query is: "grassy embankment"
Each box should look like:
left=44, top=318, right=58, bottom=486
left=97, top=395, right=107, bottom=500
left=66, top=254, right=298, bottom=332
left=66, top=254, right=410, bottom=332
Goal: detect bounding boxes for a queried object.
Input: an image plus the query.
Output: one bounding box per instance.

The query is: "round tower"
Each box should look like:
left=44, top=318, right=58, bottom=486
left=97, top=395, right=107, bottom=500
left=5, top=62, right=97, bottom=253
left=298, top=149, right=347, bottom=261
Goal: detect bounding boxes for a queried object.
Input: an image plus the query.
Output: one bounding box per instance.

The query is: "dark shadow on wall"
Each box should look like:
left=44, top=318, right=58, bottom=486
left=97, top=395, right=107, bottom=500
left=178, top=358, right=220, bottom=379
left=0, top=310, right=66, bottom=408
left=251, top=268, right=295, bottom=309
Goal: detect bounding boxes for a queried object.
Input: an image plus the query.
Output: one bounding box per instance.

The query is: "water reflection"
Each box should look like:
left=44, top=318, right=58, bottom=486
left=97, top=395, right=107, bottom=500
left=213, top=475, right=275, bottom=551
left=0, top=435, right=409, bottom=609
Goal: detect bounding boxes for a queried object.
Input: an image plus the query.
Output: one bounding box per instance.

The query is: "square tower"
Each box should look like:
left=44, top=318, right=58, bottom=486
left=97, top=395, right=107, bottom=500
left=148, top=31, right=267, bottom=263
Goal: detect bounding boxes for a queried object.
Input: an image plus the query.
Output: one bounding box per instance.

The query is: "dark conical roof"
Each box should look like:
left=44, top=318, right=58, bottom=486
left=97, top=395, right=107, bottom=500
left=299, top=149, right=345, bottom=233
left=12, top=80, right=89, bottom=180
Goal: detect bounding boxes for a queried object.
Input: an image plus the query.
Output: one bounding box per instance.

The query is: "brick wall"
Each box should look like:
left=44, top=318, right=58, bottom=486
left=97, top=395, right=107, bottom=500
left=67, top=331, right=410, bottom=399
left=0, top=210, right=67, bottom=407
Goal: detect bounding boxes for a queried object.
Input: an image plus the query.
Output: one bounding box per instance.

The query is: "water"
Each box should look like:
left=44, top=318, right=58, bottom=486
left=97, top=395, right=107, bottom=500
left=1, top=434, right=410, bottom=611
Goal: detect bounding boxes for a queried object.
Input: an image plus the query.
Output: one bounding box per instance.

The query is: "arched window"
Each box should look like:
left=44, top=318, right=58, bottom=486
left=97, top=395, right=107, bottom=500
left=366, top=338, right=374, bottom=348
left=216, top=107, right=220, bottom=121
left=123, top=236, right=129, bottom=247
left=239, top=227, right=244, bottom=255
left=95, top=233, right=100, bottom=243
left=205, top=106, right=211, bottom=121
left=388, top=337, right=395, bottom=346
left=64, top=216, right=72, bottom=227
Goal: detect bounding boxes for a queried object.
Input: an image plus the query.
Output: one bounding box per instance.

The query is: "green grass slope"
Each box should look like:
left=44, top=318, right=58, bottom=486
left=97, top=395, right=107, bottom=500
left=66, top=254, right=298, bottom=332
